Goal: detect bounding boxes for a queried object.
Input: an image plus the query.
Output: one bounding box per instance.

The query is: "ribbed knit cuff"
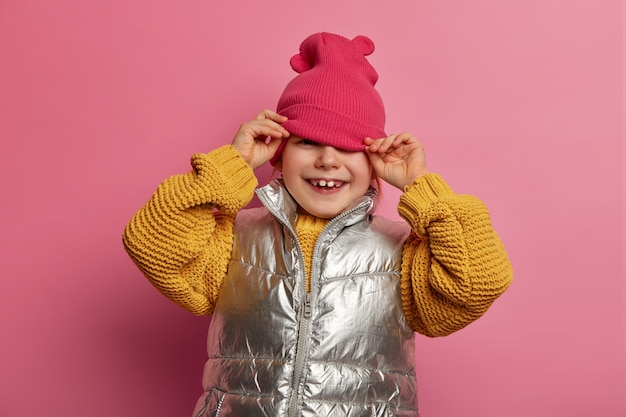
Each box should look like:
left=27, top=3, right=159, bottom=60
left=397, top=173, right=454, bottom=230
left=191, top=145, right=258, bottom=210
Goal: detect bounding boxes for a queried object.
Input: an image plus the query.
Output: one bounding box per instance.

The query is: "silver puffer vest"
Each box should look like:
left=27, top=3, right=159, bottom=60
left=193, top=180, right=419, bottom=417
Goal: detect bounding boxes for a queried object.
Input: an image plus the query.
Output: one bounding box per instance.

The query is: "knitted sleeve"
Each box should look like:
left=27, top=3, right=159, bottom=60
left=122, top=145, right=258, bottom=315
left=397, top=173, right=513, bottom=337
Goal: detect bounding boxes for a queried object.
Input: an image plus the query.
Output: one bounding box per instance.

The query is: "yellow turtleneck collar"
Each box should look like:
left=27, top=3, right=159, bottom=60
left=295, top=212, right=330, bottom=292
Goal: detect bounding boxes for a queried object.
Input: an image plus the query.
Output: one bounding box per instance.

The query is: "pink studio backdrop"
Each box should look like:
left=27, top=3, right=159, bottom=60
left=0, top=1, right=623, bottom=416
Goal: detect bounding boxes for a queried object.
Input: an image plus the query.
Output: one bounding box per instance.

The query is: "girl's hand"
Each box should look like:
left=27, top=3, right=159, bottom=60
left=364, top=133, right=428, bottom=190
left=232, top=110, right=290, bottom=170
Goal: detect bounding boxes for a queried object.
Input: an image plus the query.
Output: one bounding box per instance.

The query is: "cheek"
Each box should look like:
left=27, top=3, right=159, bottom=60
left=277, top=153, right=297, bottom=177
left=349, top=156, right=373, bottom=182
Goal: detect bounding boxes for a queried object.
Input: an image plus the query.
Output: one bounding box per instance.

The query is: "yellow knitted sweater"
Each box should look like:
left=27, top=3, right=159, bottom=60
left=123, top=145, right=513, bottom=337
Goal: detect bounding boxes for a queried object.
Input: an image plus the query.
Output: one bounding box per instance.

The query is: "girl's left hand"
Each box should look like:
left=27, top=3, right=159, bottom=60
left=364, top=133, right=428, bottom=190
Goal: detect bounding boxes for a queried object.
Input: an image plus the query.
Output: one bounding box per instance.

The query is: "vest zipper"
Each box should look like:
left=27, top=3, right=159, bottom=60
left=256, top=189, right=371, bottom=417
left=287, top=291, right=312, bottom=417
left=287, top=205, right=364, bottom=417
left=303, top=292, right=312, bottom=318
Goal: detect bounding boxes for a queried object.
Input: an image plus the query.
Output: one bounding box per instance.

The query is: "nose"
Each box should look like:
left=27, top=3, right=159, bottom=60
left=315, top=145, right=341, bottom=169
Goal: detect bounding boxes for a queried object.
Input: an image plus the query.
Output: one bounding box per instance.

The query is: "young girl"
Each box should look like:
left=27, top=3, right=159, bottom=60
left=123, top=32, right=513, bottom=417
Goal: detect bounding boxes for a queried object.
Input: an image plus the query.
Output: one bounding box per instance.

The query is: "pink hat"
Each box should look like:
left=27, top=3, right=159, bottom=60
left=270, top=32, right=386, bottom=165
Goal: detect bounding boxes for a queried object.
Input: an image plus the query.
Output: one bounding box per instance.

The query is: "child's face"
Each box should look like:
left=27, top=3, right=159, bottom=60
left=276, top=136, right=373, bottom=219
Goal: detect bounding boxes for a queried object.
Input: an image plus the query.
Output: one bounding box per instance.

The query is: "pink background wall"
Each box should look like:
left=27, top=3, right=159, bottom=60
left=1, top=1, right=623, bottom=416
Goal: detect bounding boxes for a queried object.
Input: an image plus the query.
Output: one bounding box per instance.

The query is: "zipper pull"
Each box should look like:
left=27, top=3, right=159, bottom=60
left=304, top=292, right=312, bottom=318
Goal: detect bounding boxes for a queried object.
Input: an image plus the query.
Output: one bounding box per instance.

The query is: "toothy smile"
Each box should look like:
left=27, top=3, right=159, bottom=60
left=308, top=179, right=344, bottom=188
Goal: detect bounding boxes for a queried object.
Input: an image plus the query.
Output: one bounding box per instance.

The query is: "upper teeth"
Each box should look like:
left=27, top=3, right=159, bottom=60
left=312, top=179, right=339, bottom=188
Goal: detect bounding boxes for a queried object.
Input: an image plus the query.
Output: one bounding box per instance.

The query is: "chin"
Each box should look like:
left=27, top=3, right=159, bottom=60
left=302, top=208, right=340, bottom=219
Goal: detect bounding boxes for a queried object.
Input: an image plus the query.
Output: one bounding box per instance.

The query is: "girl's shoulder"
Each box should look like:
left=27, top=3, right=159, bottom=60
left=234, top=206, right=273, bottom=228
left=366, top=214, right=411, bottom=243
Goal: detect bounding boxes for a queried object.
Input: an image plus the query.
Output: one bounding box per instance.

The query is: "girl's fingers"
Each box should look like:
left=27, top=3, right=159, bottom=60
left=366, top=134, right=396, bottom=153
left=246, top=119, right=290, bottom=140
left=255, top=109, right=275, bottom=120
left=255, top=109, right=288, bottom=123
left=381, top=133, right=419, bottom=154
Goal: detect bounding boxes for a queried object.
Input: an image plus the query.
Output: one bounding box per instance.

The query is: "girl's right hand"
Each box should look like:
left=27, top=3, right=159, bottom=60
left=232, top=110, right=290, bottom=170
